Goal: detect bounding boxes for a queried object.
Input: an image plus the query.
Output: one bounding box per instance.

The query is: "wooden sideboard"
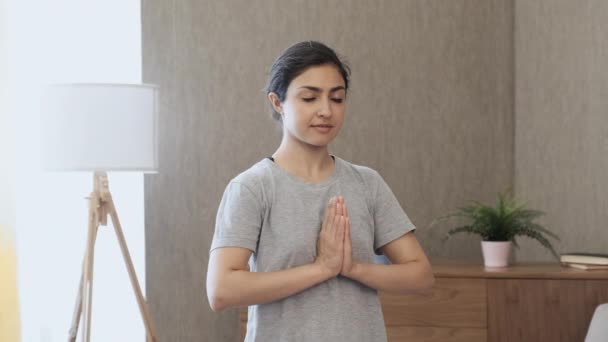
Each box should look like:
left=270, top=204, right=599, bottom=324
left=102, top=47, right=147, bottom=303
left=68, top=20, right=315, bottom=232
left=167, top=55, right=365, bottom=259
left=239, top=261, right=608, bottom=342
left=380, top=260, right=608, bottom=342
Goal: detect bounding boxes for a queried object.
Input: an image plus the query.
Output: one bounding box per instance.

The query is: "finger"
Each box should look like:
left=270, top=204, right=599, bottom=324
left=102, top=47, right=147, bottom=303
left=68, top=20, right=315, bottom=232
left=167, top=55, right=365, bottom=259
left=322, top=197, right=335, bottom=231
left=343, top=199, right=348, bottom=218
left=336, top=216, right=345, bottom=242
left=329, top=198, right=337, bottom=226
left=330, top=206, right=341, bottom=234
left=343, top=219, right=351, bottom=270
left=344, top=216, right=350, bottom=241
left=332, top=203, right=342, bottom=233
left=344, top=219, right=351, bottom=261
left=345, top=217, right=351, bottom=242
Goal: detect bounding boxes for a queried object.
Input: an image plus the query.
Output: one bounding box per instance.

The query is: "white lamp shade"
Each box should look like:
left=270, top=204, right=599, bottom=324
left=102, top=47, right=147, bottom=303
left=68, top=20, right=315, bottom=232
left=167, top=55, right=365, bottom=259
left=41, top=83, right=159, bottom=172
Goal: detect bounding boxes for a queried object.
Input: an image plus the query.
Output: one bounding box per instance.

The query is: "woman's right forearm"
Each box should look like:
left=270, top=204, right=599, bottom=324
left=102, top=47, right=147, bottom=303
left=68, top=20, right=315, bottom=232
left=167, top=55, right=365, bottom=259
left=210, top=262, right=332, bottom=311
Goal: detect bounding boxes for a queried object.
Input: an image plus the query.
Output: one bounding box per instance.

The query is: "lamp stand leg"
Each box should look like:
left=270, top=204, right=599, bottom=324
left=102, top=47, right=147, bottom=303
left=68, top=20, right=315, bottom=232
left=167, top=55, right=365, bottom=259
left=67, top=192, right=99, bottom=342
left=66, top=172, right=157, bottom=342
left=108, top=199, right=158, bottom=342
left=67, top=264, right=83, bottom=342
left=67, top=224, right=99, bottom=342
left=83, top=192, right=98, bottom=342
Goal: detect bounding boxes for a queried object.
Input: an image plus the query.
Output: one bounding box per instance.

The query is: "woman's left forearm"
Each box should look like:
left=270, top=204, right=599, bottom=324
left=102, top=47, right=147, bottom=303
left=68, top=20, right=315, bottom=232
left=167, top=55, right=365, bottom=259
left=345, top=259, right=435, bottom=294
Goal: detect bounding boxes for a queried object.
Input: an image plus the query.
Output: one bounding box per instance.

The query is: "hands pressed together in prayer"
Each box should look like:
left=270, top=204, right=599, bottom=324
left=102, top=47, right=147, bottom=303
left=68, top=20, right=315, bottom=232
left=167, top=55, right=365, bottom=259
left=209, top=195, right=433, bottom=313
left=312, top=195, right=434, bottom=294
left=315, top=196, right=356, bottom=278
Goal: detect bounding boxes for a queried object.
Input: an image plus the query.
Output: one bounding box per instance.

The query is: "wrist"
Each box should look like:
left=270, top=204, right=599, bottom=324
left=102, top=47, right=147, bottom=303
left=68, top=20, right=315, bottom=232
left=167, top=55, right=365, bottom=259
left=314, top=260, right=336, bottom=281
left=343, top=262, right=361, bottom=280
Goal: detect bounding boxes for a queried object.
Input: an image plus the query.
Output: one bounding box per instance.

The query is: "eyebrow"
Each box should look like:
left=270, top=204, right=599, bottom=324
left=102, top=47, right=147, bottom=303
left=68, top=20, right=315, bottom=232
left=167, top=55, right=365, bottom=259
left=297, top=86, right=346, bottom=93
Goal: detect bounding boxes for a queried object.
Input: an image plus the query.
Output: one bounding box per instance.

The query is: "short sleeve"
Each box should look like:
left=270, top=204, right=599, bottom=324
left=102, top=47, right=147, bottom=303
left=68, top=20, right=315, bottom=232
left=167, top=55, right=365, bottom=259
left=210, top=181, right=263, bottom=254
left=372, top=171, right=416, bottom=254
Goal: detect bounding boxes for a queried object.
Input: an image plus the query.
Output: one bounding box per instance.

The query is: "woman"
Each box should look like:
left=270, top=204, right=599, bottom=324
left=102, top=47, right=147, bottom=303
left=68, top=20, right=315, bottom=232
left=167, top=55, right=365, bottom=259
left=206, top=41, right=434, bottom=342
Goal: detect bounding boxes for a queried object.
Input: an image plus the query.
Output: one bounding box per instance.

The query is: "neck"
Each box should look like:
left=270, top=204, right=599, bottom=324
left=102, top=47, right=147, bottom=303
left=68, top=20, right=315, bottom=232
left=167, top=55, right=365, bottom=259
left=272, top=135, right=334, bottom=179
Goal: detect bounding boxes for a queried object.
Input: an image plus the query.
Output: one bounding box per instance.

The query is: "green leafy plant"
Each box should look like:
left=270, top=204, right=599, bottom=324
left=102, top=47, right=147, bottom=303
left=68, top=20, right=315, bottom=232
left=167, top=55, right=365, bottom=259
left=431, top=191, right=560, bottom=259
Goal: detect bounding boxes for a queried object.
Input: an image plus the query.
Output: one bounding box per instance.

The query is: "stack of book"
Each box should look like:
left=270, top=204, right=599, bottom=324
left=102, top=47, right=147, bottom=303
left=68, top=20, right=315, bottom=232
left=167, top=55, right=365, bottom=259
left=560, top=253, right=608, bottom=270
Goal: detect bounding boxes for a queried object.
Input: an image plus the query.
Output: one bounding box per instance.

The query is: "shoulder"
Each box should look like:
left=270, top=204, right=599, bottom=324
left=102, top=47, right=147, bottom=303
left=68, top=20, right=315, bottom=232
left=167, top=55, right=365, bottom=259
left=338, top=157, right=381, bottom=185
left=231, top=159, right=268, bottom=186
left=226, top=158, right=272, bottom=202
left=341, top=159, right=382, bottom=205
left=337, top=157, right=387, bottom=215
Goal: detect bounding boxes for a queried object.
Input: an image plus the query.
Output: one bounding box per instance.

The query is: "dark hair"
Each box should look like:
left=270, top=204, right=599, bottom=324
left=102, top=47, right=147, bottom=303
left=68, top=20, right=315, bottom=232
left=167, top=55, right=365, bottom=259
left=266, top=41, right=351, bottom=123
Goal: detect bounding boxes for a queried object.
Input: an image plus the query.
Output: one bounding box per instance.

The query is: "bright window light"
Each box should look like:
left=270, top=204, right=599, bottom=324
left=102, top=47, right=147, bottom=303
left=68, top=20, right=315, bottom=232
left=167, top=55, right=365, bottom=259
left=7, top=1, right=147, bottom=341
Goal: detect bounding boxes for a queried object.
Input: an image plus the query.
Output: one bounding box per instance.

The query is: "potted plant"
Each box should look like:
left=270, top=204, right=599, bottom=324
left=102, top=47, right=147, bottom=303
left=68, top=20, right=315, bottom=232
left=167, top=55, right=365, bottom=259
left=431, top=191, right=560, bottom=267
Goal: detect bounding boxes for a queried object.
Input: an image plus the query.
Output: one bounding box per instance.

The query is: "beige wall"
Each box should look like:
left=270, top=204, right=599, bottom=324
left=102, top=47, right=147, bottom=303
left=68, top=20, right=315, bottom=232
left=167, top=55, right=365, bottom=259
left=514, top=0, right=608, bottom=261
left=143, top=1, right=513, bottom=340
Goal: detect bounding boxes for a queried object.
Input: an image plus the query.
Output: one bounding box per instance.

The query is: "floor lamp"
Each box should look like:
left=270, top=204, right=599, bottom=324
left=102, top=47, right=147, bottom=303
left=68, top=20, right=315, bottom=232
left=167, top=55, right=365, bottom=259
left=41, top=83, right=159, bottom=342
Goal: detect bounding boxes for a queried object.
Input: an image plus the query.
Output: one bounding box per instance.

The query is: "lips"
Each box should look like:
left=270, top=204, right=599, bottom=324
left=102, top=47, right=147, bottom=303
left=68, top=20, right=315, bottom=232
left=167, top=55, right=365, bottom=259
left=311, top=125, right=333, bottom=133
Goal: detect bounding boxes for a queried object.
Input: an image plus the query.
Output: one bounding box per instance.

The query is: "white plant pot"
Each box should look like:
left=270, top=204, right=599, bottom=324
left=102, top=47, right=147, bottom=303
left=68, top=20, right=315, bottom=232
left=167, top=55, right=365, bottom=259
left=481, top=241, right=512, bottom=267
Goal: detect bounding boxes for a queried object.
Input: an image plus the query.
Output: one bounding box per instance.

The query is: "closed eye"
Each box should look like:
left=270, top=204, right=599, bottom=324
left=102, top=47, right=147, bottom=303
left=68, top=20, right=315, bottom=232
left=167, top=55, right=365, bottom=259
left=302, top=97, right=344, bottom=103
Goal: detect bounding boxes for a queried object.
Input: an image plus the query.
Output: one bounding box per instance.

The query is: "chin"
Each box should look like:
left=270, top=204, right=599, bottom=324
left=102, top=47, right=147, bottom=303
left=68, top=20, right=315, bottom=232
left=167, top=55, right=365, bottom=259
left=291, top=130, right=336, bottom=147
left=309, top=139, right=334, bottom=148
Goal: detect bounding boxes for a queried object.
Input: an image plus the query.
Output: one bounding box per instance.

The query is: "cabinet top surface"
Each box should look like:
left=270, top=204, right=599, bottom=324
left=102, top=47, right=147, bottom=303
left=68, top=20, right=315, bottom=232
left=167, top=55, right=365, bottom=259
left=430, top=259, right=608, bottom=279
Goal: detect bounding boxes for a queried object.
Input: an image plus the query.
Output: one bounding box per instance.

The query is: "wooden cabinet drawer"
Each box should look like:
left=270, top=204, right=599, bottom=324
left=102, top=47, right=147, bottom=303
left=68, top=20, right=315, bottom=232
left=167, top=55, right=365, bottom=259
left=487, top=279, right=608, bottom=342
left=386, top=326, right=486, bottom=342
left=380, top=278, right=487, bottom=328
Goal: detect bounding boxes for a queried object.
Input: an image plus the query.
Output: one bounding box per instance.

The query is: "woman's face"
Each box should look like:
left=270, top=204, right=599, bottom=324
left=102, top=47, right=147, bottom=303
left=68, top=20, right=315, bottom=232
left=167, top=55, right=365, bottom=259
left=271, top=64, right=346, bottom=148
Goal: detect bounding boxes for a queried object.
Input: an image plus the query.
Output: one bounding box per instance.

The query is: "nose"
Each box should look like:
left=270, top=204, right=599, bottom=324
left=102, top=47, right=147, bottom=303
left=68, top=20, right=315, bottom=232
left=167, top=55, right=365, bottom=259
left=317, top=98, right=332, bottom=118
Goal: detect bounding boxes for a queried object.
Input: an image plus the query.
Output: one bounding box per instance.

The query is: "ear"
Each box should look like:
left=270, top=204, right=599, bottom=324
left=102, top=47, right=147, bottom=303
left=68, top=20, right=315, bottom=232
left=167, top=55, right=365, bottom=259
left=268, top=92, right=283, bottom=115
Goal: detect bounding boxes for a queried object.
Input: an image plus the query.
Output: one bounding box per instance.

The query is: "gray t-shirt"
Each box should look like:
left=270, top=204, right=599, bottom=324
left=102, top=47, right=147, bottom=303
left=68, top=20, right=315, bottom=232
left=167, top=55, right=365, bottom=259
left=210, top=155, right=416, bottom=342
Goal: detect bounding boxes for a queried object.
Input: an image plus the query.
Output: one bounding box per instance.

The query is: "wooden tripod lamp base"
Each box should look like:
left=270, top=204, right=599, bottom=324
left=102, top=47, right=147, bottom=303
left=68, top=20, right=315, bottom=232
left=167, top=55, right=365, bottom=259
left=68, top=172, right=157, bottom=342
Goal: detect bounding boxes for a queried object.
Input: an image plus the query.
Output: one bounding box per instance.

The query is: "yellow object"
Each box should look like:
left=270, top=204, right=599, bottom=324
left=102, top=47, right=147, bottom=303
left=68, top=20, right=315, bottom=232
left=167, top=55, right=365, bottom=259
left=0, top=227, right=21, bottom=342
